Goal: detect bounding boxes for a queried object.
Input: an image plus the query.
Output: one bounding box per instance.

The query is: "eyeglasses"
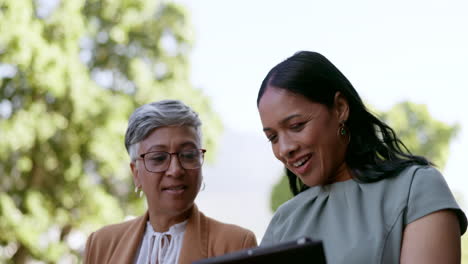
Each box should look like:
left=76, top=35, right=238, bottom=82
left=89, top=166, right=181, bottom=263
left=138, top=149, right=206, bottom=173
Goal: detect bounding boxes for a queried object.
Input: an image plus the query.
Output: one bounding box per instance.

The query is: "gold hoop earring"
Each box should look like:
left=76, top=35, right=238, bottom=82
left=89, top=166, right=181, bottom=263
left=135, top=186, right=143, bottom=198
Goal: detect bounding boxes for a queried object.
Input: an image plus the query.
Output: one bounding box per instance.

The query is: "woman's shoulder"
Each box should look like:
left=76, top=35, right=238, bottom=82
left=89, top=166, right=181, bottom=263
left=378, top=164, right=450, bottom=197
left=367, top=164, right=466, bottom=233
left=84, top=214, right=147, bottom=263
left=348, top=165, right=444, bottom=205
left=399, top=165, right=467, bottom=232
left=360, top=165, right=436, bottom=193
left=270, top=165, right=446, bottom=222
left=394, top=164, right=440, bottom=181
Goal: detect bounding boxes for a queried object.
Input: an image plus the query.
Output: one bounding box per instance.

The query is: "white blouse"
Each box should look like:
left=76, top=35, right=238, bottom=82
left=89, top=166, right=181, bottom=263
left=134, top=220, right=188, bottom=264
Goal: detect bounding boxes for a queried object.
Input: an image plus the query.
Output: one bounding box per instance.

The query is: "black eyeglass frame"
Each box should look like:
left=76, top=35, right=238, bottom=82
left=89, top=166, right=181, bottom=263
left=138, top=149, right=206, bottom=172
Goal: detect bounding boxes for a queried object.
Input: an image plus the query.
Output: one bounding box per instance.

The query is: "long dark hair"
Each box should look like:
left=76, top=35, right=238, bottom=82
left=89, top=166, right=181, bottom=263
left=257, top=51, right=431, bottom=195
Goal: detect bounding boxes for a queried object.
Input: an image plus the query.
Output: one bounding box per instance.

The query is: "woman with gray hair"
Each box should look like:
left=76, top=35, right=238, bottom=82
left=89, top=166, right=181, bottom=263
left=84, top=100, right=257, bottom=264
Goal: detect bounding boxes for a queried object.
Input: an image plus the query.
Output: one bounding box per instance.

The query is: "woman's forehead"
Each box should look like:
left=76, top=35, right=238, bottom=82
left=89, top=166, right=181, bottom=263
left=141, top=126, right=200, bottom=149
left=259, top=87, right=324, bottom=121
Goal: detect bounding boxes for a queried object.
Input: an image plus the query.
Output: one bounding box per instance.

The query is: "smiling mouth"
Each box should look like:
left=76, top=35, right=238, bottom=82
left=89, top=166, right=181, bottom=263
left=162, top=185, right=187, bottom=194
left=290, top=154, right=311, bottom=168
left=287, top=154, right=313, bottom=175
left=292, top=156, right=310, bottom=167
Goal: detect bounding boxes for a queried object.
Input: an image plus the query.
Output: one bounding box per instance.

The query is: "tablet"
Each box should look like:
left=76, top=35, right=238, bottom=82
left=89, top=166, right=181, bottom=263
left=192, top=237, right=326, bottom=264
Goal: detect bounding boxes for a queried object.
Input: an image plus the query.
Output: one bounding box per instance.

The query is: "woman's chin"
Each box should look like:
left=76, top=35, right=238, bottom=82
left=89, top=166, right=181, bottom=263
left=299, top=172, right=325, bottom=187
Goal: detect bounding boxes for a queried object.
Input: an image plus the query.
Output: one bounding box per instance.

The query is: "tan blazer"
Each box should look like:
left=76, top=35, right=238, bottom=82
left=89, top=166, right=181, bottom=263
left=84, top=205, right=257, bottom=263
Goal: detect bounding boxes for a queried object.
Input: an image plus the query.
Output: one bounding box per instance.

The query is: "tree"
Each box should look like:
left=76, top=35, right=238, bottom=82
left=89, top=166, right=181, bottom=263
left=0, top=0, right=222, bottom=263
left=269, top=101, right=459, bottom=212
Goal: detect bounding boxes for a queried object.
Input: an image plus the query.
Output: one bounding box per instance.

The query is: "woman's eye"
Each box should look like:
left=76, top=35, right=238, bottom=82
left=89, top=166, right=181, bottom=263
left=147, top=154, right=168, bottom=165
left=267, top=135, right=277, bottom=143
left=290, top=122, right=305, bottom=130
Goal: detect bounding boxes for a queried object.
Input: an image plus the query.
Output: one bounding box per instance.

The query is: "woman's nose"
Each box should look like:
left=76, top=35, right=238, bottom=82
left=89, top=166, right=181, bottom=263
left=278, top=135, right=299, bottom=160
left=165, top=154, right=184, bottom=178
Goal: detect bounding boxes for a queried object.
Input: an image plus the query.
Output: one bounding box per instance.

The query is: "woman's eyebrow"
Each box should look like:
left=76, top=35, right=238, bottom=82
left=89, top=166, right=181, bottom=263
left=146, top=141, right=197, bottom=151
left=280, top=114, right=301, bottom=125
left=146, top=144, right=166, bottom=152
left=179, top=141, right=197, bottom=148
left=263, top=114, right=302, bottom=132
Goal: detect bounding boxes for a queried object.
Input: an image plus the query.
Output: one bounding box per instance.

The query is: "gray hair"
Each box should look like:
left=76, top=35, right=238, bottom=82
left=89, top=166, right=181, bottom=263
left=125, top=100, right=202, bottom=161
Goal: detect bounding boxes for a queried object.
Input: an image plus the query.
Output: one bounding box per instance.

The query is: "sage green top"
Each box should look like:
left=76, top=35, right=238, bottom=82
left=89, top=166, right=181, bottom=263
left=261, top=166, right=467, bottom=264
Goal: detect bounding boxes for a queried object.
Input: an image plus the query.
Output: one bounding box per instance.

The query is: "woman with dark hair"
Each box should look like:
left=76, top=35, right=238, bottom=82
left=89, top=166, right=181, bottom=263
left=257, top=51, right=466, bottom=263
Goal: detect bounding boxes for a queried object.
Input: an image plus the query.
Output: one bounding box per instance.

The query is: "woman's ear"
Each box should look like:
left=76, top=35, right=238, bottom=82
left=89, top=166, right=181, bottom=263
left=333, top=92, right=349, bottom=122
left=130, top=161, right=141, bottom=187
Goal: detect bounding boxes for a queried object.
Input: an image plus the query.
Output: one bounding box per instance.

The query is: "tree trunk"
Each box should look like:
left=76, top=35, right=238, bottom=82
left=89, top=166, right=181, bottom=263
left=11, top=244, right=28, bottom=264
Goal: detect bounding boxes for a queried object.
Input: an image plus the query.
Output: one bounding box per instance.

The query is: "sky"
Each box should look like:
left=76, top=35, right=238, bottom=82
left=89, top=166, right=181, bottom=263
left=174, top=0, right=468, bottom=240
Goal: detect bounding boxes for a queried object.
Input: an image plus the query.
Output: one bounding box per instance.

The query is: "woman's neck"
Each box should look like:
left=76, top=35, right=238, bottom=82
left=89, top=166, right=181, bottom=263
left=148, top=207, right=192, bottom=232
left=327, top=163, right=352, bottom=184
